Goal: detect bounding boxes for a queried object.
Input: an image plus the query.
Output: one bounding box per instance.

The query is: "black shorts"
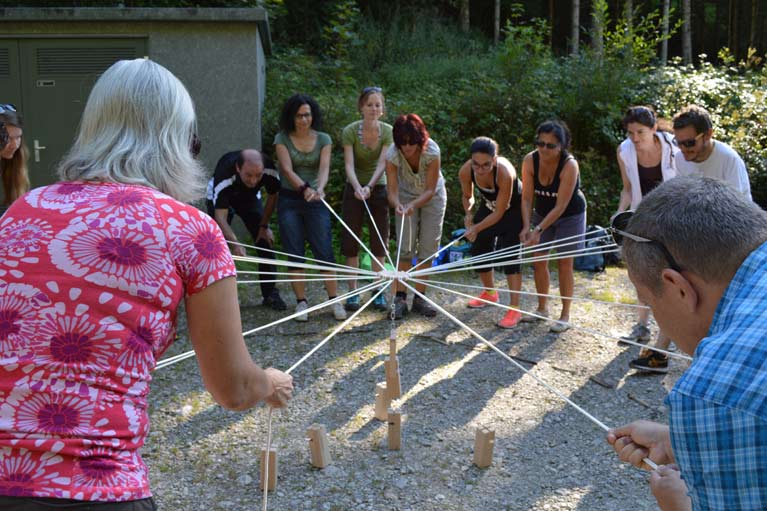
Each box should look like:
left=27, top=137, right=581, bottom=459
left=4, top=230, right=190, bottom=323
left=0, top=496, right=157, bottom=511
left=470, top=204, right=523, bottom=275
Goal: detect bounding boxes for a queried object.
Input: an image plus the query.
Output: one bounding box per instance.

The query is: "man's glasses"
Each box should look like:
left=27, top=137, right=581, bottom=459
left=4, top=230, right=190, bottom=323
left=0, top=104, right=16, bottom=115
left=534, top=140, right=559, bottom=149
left=672, top=132, right=704, bottom=148
left=611, top=211, right=683, bottom=272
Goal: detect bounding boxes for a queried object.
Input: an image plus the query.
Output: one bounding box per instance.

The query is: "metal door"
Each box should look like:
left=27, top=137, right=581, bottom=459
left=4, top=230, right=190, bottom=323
left=14, top=38, right=147, bottom=187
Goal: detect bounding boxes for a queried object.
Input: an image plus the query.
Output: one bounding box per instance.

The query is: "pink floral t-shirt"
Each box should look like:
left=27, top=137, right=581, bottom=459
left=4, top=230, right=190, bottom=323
left=0, top=182, right=236, bottom=501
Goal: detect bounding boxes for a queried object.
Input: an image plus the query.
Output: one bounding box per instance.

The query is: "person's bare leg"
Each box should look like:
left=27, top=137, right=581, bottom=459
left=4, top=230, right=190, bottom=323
left=507, top=273, right=522, bottom=308
left=323, top=271, right=337, bottom=297
left=479, top=269, right=494, bottom=291
left=291, top=269, right=305, bottom=301
left=532, top=254, right=550, bottom=313
left=396, top=260, right=412, bottom=294
left=346, top=255, right=359, bottom=291
left=557, top=257, right=574, bottom=321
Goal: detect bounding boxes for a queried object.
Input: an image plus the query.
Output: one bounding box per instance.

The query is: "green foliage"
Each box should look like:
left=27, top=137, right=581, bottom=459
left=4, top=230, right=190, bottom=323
left=264, top=6, right=767, bottom=247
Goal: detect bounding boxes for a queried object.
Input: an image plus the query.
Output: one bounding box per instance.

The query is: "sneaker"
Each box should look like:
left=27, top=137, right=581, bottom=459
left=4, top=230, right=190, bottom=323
left=549, top=319, right=571, bottom=333
left=332, top=301, right=348, bottom=320
left=520, top=309, right=549, bottom=322
left=629, top=350, right=669, bottom=374
left=372, top=293, right=388, bottom=311
left=262, top=290, right=287, bottom=311
left=467, top=291, right=499, bottom=309
left=345, top=294, right=361, bottom=312
left=618, top=323, right=651, bottom=346
left=294, top=300, right=309, bottom=322
left=411, top=295, right=437, bottom=317
left=497, top=309, right=522, bottom=329
left=392, top=295, right=409, bottom=320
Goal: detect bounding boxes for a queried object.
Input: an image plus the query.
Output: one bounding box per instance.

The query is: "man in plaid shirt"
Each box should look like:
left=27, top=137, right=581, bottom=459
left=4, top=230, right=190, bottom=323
left=606, top=176, right=767, bottom=511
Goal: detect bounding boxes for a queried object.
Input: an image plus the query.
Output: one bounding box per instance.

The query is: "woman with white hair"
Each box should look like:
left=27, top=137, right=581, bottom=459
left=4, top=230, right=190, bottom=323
left=0, top=59, right=293, bottom=510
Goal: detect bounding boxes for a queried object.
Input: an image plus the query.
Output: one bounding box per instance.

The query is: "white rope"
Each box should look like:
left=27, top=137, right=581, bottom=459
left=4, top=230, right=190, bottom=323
left=394, top=213, right=406, bottom=271
left=229, top=239, right=368, bottom=274
left=262, top=407, right=274, bottom=511
left=237, top=276, right=375, bottom=285
left=321, top=198, right=386, bottom=272
left=400, top=280, right=659, bottom=470
left=416, top=232, right=467, bottom=269
left=237, top=270, right=378, bottom=278
left=412, top=278, right=690, bottom=361
left=232, top=254, right=377, bottom=276
left=362, top=198, right=395, bottom=269
left=421, top=277, right=650, bottom=310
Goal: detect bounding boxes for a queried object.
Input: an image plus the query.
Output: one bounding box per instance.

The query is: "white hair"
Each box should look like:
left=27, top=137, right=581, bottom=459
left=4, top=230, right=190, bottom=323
left=58, top=58, right=205, bottom=202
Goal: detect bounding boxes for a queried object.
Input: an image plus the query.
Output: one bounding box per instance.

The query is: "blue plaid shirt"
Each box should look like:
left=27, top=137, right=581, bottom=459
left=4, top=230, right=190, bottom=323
left=666, top=240, right=767, bottom=510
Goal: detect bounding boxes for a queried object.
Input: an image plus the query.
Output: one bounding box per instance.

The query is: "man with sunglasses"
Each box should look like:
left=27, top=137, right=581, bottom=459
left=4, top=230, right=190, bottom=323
left=607, top=177, right=767, bottom=511
left=672, top=105, right=751, bottom=200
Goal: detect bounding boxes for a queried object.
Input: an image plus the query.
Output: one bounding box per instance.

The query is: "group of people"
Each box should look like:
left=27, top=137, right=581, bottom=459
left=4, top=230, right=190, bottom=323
left=0, top=57, right=762, bottom=510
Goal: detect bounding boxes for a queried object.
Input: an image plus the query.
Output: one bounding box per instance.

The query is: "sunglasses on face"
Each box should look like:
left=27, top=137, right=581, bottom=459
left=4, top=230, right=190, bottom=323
left=0, top=104, right=16, bottom=115
left=611, top=211, right=683, bottom=272
left=534, top=140, right=559, bottom=149
left=672, top=132, right=704, bottom=148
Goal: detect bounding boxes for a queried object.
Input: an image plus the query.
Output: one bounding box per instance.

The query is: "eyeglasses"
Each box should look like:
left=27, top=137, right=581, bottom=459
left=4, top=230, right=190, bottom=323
left=611, top=211, right=683, bottom=272
left=534, top=140, right=559, bottom=149
left=470, top=160, right=493, bottom=171
left=672, top=132, right=704, bottom=148
left=295, top=112, right=312, bottom=119
left=362, top=86, right=382, bottom=94
left=0, top=104, right=16, bottom=114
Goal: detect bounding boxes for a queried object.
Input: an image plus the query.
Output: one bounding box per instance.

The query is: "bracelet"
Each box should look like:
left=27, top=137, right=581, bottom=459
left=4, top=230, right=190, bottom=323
left=534, top=225, right=543, bottom=233
left=298, top=181, right=310, bottom=194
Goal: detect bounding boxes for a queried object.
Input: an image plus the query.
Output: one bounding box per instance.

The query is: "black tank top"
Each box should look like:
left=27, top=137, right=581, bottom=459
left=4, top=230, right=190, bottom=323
left=638, top=162, right=663, bottom=196
left=532, top=151, right=587, bottom=218
left=471, top=165, right=521, bottom=211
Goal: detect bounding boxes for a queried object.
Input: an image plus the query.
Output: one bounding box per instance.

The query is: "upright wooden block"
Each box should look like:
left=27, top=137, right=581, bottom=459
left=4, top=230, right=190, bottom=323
left=307, top=424, right=332, bottom=468
left=389, top=336, right=397, bottom=359
left=384, top=357, right=401, bottom=399
left=387, top=408, right=402, bottom=450
left=260, top=448, right=278, bottom=491
left=374, top=382, right=390, bottom=421
left=473, top=427, right=495, bottom=468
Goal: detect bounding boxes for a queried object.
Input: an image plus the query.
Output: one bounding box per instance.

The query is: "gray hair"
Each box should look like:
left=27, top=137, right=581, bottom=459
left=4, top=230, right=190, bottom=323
left=624, top=176, right=767, bottom=293
left=58, top=59, right=205, bottom=202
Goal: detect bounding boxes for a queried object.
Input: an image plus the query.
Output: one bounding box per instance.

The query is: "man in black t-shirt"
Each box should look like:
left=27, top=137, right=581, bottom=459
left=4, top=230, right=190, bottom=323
left=206, top=149, right=286, bottom=310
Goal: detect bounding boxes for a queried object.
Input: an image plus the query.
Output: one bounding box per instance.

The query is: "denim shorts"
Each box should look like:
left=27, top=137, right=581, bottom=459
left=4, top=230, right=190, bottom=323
left=277, top=194, right=336, bottom=264
left=0, top=496, right=156, bottom=511
left=532, top=210, right=586, bottom=255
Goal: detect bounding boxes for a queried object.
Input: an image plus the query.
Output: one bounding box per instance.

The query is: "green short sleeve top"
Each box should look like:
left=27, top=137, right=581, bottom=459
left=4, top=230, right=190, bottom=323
left=274, top=131, right=332, bottom=191
left=341, top=120, right=393, bottom=186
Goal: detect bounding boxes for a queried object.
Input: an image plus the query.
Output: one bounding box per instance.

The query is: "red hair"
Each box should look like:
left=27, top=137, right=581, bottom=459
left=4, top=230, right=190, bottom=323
left=393, top=114, right=429, bottom=149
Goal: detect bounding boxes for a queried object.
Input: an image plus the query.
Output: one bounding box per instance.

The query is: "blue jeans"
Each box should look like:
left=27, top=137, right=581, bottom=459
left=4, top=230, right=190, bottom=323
left=277, top=194, right=335, bottom=264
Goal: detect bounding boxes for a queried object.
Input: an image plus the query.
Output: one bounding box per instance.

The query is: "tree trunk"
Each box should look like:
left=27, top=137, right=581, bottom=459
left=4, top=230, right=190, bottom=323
left=549, top=0, right=556, bottom=50
left=750, top=0, right=758, bottom=50
left=624, top=0, right=633, bottom=35
left=729, top=0, right=739, bottom=59
left=682, top=0, right=692, bottom=65
left=592, top=0, right=604, bottom=58
left=493, top=0, right=500, bottom=44
left=460, top=0, right=470, bottom=33
left=571, top=0, right=580, bottom=55
left=661, top=0, right=670, bottom=65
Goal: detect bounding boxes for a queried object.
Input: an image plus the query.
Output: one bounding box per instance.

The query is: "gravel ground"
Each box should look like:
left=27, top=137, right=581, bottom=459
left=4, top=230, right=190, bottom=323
left=146, top=266, right=688, bottom=510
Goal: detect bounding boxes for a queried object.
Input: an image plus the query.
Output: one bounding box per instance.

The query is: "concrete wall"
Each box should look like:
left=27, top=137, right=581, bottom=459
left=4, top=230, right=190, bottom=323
left=0, top=7, right=271, bottom=175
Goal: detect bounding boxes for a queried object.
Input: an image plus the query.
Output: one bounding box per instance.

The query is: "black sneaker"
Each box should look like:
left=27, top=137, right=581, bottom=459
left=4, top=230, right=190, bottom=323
left=411, top=295, right=437, bottom=317
left=392, top=295, right=408, bottom=320
left=262, top=291, right=287, bottom=311
left=629, top=350, right=669, bottom=374
left=618, top=323, right=651, bottom=346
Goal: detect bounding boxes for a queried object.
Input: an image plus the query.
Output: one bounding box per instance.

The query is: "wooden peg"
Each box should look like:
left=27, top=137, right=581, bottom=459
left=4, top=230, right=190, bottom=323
left=473, top=427, right=495, bottom=468
left=389, top=336, right=397, bottom=359
left=260, top=448, right=278, bottom=491
left=384, top=357, right=401, bottom=399
left=374, top=382, right=390, bottom=421
left=387, top=408, right=401, bottom=450
left=307, top=424, right=332, bottom=468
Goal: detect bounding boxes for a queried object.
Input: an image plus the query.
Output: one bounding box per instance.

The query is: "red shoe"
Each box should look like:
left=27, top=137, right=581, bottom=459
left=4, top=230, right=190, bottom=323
left=497, top=309, right=522, bottom=329
left=467, top=290, right=499, bottom=308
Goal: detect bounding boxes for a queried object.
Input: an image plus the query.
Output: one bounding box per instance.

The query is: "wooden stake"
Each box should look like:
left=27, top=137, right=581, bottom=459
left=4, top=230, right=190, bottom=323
left=389, top=334, right=397, bottom=359
left=260, top=448, right=278, bottom=491
left=384, top=357, right=401, bottom=399
left=307, top=424, right=332, bottom=468
left=374, top=382, right=390, bottom=421
left=473, top=427, right=495, bottom=468
left=387, top=408, right=401, bottom=450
